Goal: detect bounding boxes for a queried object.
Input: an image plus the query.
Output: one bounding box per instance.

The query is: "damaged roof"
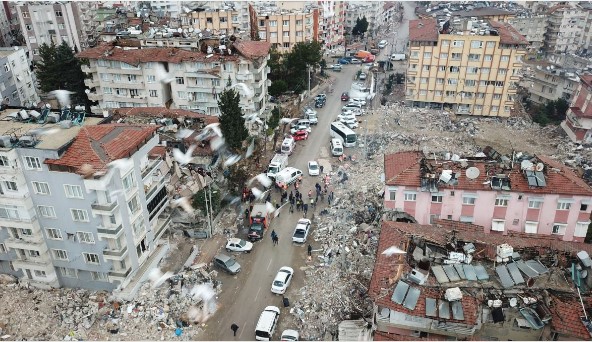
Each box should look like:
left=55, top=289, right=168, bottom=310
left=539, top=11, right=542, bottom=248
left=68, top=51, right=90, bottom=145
left=409, top=19, right=439, bottom=42
left=580, top=74, right=592, bottom=88
left=111, top=107, right=219, bottom=125
left=488, top=20, right=529, bottom=45
left=231, top=40, right=272, bottom=59
left=550, top=296, right=592, bottom=340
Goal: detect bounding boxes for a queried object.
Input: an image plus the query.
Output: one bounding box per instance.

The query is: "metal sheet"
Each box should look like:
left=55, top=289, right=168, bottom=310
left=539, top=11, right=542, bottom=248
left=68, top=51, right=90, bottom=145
left=516, top=260, right=539, bottom=278
left=443, top=265, right=461, bottom=282
left=526, top=260, right=549, bottom=274
left=474, top=264, right=490, bottom=280
left=535, top=171, right=546, bottom=186
left=496, top=265, right=515, bottom=288
left=451, top=301, right=465, bottom=320
left=425, top=298, right=437, bottom=317
left=463, top=264, right=478, bottom=281
left=454, top=264, right=466, bottom=279
left=431, top=265, right=450, bottom=283
left=507, top=262, right=525, bottom=284
left=438, top=299, right=451, bottom=319
left=403, top=286, right=421, bottom=310
left=391, top=280, right=409, bottom=305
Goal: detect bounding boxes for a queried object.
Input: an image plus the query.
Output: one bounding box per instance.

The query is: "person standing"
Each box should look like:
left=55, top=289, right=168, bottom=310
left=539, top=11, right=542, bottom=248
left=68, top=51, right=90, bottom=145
left=231, top=323, right=239, bottom=336
left=303, top=203, right=308, bottom=217
left=308, top=244, right=313, bottom=256
left=320, top=165, right=324, bottom=174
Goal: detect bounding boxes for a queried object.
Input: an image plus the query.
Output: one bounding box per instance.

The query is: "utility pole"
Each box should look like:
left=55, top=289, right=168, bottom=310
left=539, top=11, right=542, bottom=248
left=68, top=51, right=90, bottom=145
left=307, top=65, right=311, bottom=98
left=208, top=184, right=213, bottom=238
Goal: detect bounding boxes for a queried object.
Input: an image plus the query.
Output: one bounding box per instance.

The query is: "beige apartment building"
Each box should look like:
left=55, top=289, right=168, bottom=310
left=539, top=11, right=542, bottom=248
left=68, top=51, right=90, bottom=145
left=178, top=8, right=241, bottom=36
left=406, top=18, right=527, bottom=117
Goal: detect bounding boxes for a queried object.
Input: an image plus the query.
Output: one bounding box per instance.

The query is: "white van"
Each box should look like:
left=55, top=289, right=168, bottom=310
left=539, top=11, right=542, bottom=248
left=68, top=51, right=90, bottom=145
left=280, top=136, right=295, bottom=155
left=330, top=138, right=344, bottom=156
left=255, top=306, right=280, bottom=340
left=274, top=167, right=303, bottom=187
left=390, top=53, right=406, bottom=61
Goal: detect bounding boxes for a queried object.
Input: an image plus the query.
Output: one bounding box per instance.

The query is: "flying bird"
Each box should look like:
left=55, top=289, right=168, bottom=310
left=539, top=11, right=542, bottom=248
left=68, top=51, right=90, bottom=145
left=223, top=154, right=242, bottom=167
left=204, top=122, right=222, bottom=137
left=28, top=127, right=61, bottom=137
left=50, top=90, right=75, bottom=107
left=171, top=196, right=194, bottom=214
left=251, top=187, right=264, bottom=200
left=382, top=246, right=407, bottom=256
left=209, top=136, right=225, bottom=151
left=172, top=145, right=196, bottom=165
left=154, top=63, right=174, bottom=84
left=245, top=139, right=255, bottom=158
left=247, top=173, right=272, bottom=188
left=280, top=117, right=299, bottom=125
left=176, top=128, right=195, bottom=139
left=107, top=158, right=134, bottom=171
left=229, top=82, right=255, bottom=98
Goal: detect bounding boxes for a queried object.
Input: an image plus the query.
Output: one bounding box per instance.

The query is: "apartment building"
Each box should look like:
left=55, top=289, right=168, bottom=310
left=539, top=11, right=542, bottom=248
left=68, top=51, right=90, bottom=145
left=250, top=3, right=318, bottom=53
left=0, top=47, right=39, bottom=107
left=78, top=40, right=271, bottom=118
left=544, top=4, right=588, bottom=55
left=0, top=3, right=11, bottom=47
left=406, top=18, right=527, bottom=117
left=16, top=1, right=97, bottom=61
left=178, top=7, right=242, bottom=36
left=520, top=59, right=579, bottom=105
left=0, top=106, right=171, bottom=290
left=562, top=74, right=592, bottom=144
left=345, top=1, right=385, bottom=38
left=383, top=150, right=592, bottom=242
left=317, top=0, right=346, bottom=50
left=508, top=14, right=548, bottom=52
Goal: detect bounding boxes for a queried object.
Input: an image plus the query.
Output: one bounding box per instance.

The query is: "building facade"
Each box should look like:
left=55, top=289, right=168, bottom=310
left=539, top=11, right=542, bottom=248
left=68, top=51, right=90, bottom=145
left=508, top=14, right=548, bottom=52
left=383, top=150, right=592, bottom=242
left=317, top=0, right=346, bottom=50
left=544, top=4, right=588, bottom=55
left=16, top=1, right=98, bottom=61
left=178, top=7, right=242, bottom=36
left=0, top=47, right=39, bottom=107
left=520, top=60, right=579, bottom=105
left=344, top=1, right=385, bottom=39
left=561, top=74, right=592, bottom=144
left=406, top=18, right=527, bottom=117
left=78, top=40, right=271, bottom=118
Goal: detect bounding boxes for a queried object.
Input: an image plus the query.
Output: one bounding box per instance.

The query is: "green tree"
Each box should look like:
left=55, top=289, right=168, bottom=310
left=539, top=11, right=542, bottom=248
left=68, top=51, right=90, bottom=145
left=268, top=80, right=288, bottom=97
left=218, top=87, right=249, bottom=153
left=192, top=187, right=221, bottom=216
left=552, top=98, right=569, bottom=122
left=352, top=16, right=369, bottom=36
left=267, top=106, right=281, bottom=132
left=283, top=41, right=323, bottom=93
left=267, top=47, right=284, bottom=81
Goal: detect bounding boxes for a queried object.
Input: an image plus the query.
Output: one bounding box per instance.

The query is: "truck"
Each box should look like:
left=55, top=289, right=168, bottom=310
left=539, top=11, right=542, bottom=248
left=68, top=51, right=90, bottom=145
left=267, top=154, right=289, bottom=180
left=248, top=204, right=271, bottom=241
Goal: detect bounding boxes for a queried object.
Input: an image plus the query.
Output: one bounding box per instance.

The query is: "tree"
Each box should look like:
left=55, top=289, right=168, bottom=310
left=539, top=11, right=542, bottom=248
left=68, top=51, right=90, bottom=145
left=283, top=41, right=323, bottom=93
left=268, top=80, right=288, bottom=97
left=267, top=106, right=281, bottom=133
left=192, top=187, right=221, bottom=217
left=218, top=87, right=249, bottom=153
left=352, top=16, right=369, bottom=36
left=267, top=48, right=284, bottom=81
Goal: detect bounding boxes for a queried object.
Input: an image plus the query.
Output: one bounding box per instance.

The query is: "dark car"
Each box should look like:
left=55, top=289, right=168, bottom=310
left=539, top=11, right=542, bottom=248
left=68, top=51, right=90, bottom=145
left=292, top=130, right=309, bottom=141
left=315, top=99, right=326, bottom=108
left=341, top=92, right=350, bottom=101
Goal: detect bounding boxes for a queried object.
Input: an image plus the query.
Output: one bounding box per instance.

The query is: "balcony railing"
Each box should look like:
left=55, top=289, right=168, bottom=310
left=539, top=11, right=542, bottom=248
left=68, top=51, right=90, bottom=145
left=97, top=224, right=123, bottom=236
left=109, top=267, right=132, bottom=278
left=103, top=245, right=128, bottom=257
left=91, top=200, right=118, bottom=212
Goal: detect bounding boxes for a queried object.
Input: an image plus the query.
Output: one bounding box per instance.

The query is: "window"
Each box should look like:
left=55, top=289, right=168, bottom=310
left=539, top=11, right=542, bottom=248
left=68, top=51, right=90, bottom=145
left=60, top=267, right=77, bottom=278
left=34, top=270, right=46, bottom=278
left=53, top=249, right=68, bottom=260
left=46, top=228, right=62, bottom=240
left=0, top=156, right=9, bottom=167
left=423, top=65, right=430, bottom=71
left=452, top=40, right=464, bottom=47
left=404, top=193, right=416, bottom=201
left=175, top=77, right=184, bottom=85
left=149, top=90, right=157, bottom=97
left=436, top=78, right=444, bottom=84
left=64, top=185, right=83, bottom=199
left=501, top=55, right=509, bottom=62
left=177, top=91, right=187, bottom=99
left=77, top=231, right=94, bottom=244
left=491, top=219, right=505, bottom=232
left=283, top=31, right=289, bottom=37
left=581, top=203, right=589, bottom=211
left=283, top=20, right=289, bottom=26
left=435, top=90, right=443, bottom=96
left=32, top=181, right=49, bottom=195
left=557, top=201, right=572, bottom=210
left=468, top=54, right=481, bottom=61
left=440, top=53, right=448, bottom=59
left=283, top=42, right=290, bottom=48
left=484, top=54, right=492, bottom=61
left=493, top=94, right=501, bottom=100
left=449, top=66, right=459, bottom=73
left=22, top=11, right=29, bottom=18
left=24, top=156, right=41, bottom=170
left=269, top=20, right=277, bottom=27
left=423, top=52, right=431, bottom=58
left=296, top=31, right=303, bottom=37
left=441, top=40, right=450, bottom=47
left=25, top=24, right=32, bottom=31
left=451, top=53, right=461, bottom=60
left=421, top=77, right=428, bottom=84
left=524, top=221, right=538, bottom=234
left=471, top=41, right=483, bottom=48
left=460, top=216, right=474, bottom=223
left=462, top=196, right=476, bottom=205
left=2, top=181, right=17, bottom=191
left=411, top=51, right=419, bottom=58
left=498, top=68, right=507, bottom=75
left=122, top=172, right=135, bottom=191
left=491, top=106, right=499, bottom=112
left=467, top=67, right=478, bottom=74
left=486, top=41, right=495, bottom=48
left=58, top=23, right=65, bottom=30
left=476, top=92, right=485, bottom=99
left=147, top=75, right=156, bottom=83
left=431, top=194, right=443, bottom=203
left=388, top=187, right=396, bottom=201
left=552, top=223, right=567, bottom=235
left=71, top=209, right=89, bottom=222
left=575, top=222, right=590, bottom=237
left=419, top=90, right=427, bottom=96
left=128, top=195, right=140, bottom=215
left=83, top=253, right=100, bottom=264
left=38, top=205, right=56, bottom=218
left=481, top=67, right=490, bottom=74
left=447, top=78, right=457, bottom=85
left=465, top=80, right=476, bottom=87
left=91, top=272, right=108, bottom=281
left=495, top=197, right=508, bottom=206
left=438, top=66, right=446, bottom=72
left=270, top=32, right=277, bottom=38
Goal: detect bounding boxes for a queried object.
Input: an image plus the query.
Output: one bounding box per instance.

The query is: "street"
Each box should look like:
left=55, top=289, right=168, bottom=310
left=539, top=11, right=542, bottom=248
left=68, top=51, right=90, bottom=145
left=199, top=64, right=360, bottom=341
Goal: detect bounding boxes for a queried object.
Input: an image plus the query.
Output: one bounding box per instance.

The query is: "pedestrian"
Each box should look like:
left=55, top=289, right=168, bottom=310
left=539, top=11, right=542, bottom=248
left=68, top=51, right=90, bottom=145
left=303, top=203, right=308, bottom=217
left=311, top=198, right=315, bottom=210
left=265, top=193, right=271, bottom=203
left=320, top=165, right=324, bottom=174
left=244, top=208, right=250, bottom=220
left=308, top=189, right=313, bottom=198
left=275, top=235, right=279, bottom=245
left=231, top=323, right=239, bottom=336
left=275, top=203, right=280, bottom=217
left=308, top=244, right=313, bottom=256
left=289, top=192, right=293, bottom=203
left=296, top=199, right=301, bottom=211
left=328, top=195, right=331, bottom=206
left=271, top=230, right=277, bottom=239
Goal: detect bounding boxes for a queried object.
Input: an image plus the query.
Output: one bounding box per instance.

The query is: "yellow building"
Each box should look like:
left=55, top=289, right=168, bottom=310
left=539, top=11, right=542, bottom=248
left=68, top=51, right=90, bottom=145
left=178, top=8, right=241, bottom=36
left=406, top=18, right=527, bottom=117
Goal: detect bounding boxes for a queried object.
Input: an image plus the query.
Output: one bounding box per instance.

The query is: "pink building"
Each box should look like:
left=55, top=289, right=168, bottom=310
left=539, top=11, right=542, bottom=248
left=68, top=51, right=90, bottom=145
left=383, top=150, right=592, bottom=242
left=562, top=74, right=592, bottom=143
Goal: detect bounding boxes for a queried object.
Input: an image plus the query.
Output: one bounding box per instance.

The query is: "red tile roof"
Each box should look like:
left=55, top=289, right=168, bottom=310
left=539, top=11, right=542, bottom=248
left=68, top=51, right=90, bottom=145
left=77, top=45, right=240, bottom=66
left=231, top=40, right=272, bottom=59
left=149, top=145, right=167, bottom=159
left=550, top=297, right=592, bottom=340
left=580, top=74, right=592, bottom=89
left=45, top=124, right=158, bottom=174
left=489, top=21, right=529, bottom=45
left=111, top=107, right=219, bottom=125
left=569, top=106, right=592, bottom=119
left=384, top=151, right=592, bottom=196
left=369, top=221, right=480, bottom=326
left=409, top=19, right=439, bottom=42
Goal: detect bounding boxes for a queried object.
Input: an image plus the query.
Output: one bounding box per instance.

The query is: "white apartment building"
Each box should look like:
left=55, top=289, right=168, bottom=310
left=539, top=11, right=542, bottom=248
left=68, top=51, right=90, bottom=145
left=345, top=1, right=385, bottom=38
left=16, top=1, right=98, bottom=61
left=508, top=14, right=548, bottom=52
left=545, top=3, right=588, bottom=55
left=317, top=0, right=346, bottom=50
left=0, top=3, right=12, bottom=47
left=0, top=47, right=39, bottom=107
left=0, top=106, right=171, bottom=291
left=78, top=40, right=271, bottom=118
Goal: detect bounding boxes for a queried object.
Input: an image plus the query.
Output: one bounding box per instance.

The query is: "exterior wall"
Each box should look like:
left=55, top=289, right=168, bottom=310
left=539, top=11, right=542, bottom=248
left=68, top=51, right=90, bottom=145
left=406, top=32, right=525, bottom=117
left=178, top=9, right=241, bottom=35
left=520, top=66, right=579, bottom=105
left=317, top=0, right=346, bottom=49
left=562, top=80, right=592, bottom=143
left=0, top=3, right=12, bottom=47
left=149, top=1, right=182, bottom=18
left=508, top=15, right=547, bottom=52
left=255, top=11, right=315, bottom=53
left=384, top=185, right=592, bottom=242
left=345, top=1, right=385, bottom=37
left=545, top=6, right=589, bottom=54
left=3, top=47, right=39, bottom=106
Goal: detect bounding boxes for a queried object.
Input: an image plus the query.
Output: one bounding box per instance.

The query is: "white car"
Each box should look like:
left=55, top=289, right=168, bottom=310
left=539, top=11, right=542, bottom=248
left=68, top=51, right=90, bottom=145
left=271, top=266, right=294, bottom=294
left=308, top=160, right=320, bottom=176
left=289, top=122, right=311, bottom=135
left=359, top=72, right=367, bottom=80
left=338, top=113, right=356, bottom=121
left=292, top=218, right=311, bottom=243
left=280, top=330, right=300, bottom=341
left=225, top=238, right=253, bottom=253
left=340, top=117, right=359, bottom=129
left=349, top=98, right=367, bottom=106
left=342, top=103, right=362, bottom=111
left=350, top=58, right=361, bottom=64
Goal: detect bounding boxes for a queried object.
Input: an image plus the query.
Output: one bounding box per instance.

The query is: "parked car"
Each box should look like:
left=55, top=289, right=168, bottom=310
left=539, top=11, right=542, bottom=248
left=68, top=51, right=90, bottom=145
left=338, top=58, right=350, bottom=64
left=340, top=117, right=359, bottom=129
left=225, top=238, right=253, bottom=253
left=342, top=103, right=362, bottom=110
left=292, top=130, right=309, bottom=141
left=271, top=266, right=294, bottom=294
left=370, top=48, right=380, bottom=55
left=315, top=94, right=327, bottom=102
left=359, top=72, right=367, bottom=80
left=292, top=218, right=311, bottom=243
left=289, top=120, right=311, bottom=134
left=280, top=330, right=300, bottom=341
left=349, top=98, right=367, bottom=106
left=183, top=229, right=209, bottom=239
left=338, top=113, right=356, bottom=122
left=331, top=64, right=342, bottom=71
left=341, top=92, right=350, bottom=101
left=213, top=253, right=241, bottom=274
left=255, top=306, right=281, bottom=341
left=315, top=98, right=326, bottom=108
left=378, top=39, right=388, bottom=48
left=350, top=58, right=361, bottom=64
left=307, top=160, right=320, bottom=176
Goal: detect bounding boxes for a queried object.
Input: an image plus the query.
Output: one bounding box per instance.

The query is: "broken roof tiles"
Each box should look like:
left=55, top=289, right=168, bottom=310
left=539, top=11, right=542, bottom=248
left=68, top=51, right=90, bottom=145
left=550, top=297, right=592, bottom=340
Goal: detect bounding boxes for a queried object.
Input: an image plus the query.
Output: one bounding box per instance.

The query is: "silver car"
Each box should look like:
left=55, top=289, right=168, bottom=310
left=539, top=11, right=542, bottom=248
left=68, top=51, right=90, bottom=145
left=213, top=253, right=241, bottom=274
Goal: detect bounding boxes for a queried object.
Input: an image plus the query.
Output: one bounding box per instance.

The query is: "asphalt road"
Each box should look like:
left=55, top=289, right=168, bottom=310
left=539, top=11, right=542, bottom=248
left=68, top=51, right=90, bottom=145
left=200, top=65, right=358, bottom=341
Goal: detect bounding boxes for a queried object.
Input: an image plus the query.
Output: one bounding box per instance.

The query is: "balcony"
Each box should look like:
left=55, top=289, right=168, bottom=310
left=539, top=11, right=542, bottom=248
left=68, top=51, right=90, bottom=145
left=0, top=164, right=19, bottom=174
left=144, top=177, right=165, bottom=201
left=109, top=267, right=132, bottom=278
left=142, top=158, right=163, bottom=180
left=97, top=223, right=123, bottom=237
left=103, top=245, right=128, bottom=258
left=236, top=72, right=253, bottom=81
left=84, top=79, right=99, bottom=88
left=4, top=235, right=47, bottom=252
left=13, top=253, right=51, bottom=268
left=91, top=200, right=118, bottom=213
left=0, top=212, right=37, bottom=225
left=81, top=65, right=92, bottom=73
left=153, top=214, right=171, bottom=241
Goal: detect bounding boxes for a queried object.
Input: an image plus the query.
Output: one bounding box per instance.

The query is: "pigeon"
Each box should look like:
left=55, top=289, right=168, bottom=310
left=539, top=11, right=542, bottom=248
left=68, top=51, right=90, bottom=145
left=209, top=136, right=225, bottom=151
left=245, top=139, right=255, bottom=158
left=223, top=154, right=242, bottom=167
left=107, top=158, right=134, bottom=171
left=28, top=127, right=61, bottom=137
left=247, top=173, right=272, bottom=188
left=203, top=122, right=222, bottom=137
left=251, top=187, right=264, bottom=200
left=50, top=90, right=75, bottom=107
left=154, top=63, right=174, bottom=84
left=382, top=246, right=407, bottom=256
left=280, top=117, right=299, bottom=125
left=79, top=164, right=95, bottom=178
left=171, top=197, right=194, bottom=213
left=176, top=128, right=195, bottom=139
left=148, top=268, right=173, bottom=288
left=172, top=145, right=196, bottom=165
left=265, top=201, right=275, bottom=214
left=229, top=82, right=254, bottom=98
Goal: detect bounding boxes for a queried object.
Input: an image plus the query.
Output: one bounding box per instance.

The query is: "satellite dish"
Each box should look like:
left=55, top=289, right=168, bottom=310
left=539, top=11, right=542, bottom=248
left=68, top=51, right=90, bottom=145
left=521, top=160, right=533, bottom=170
left=189, top=28, right=194, bottom=33
left=177, top=28, right=182, bottom=33
left=466, top=167, right=480, bottom=180
left=535, top=163, right=544, bottom=172
left=380, top=307, right=390, bottom=317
